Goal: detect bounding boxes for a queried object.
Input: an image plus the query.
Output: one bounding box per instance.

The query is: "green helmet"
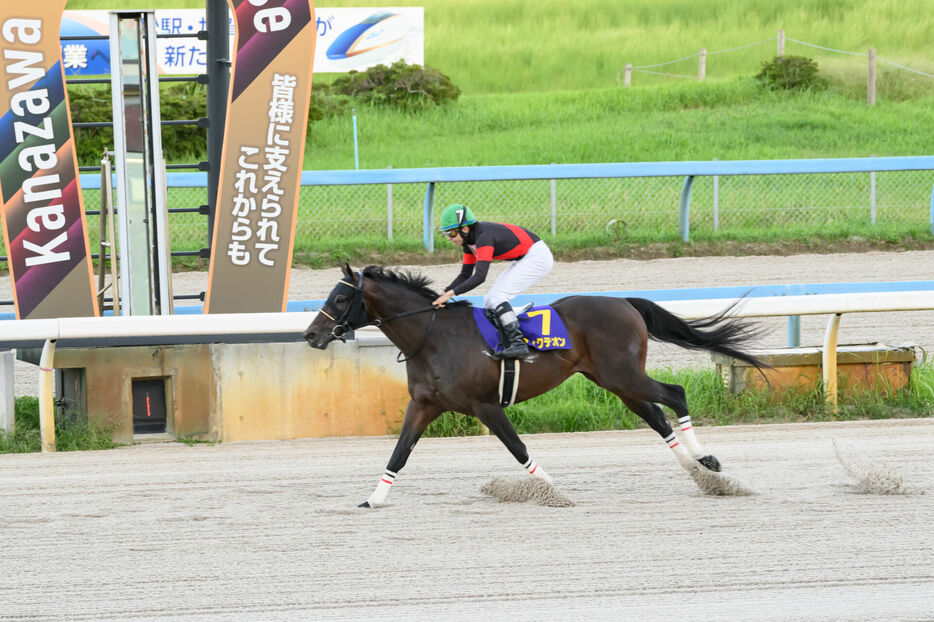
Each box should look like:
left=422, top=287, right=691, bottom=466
left=440, top=204, right=477, bottom=231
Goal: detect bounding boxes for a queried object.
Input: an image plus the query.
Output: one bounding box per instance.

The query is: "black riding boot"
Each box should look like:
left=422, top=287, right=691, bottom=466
left=494, top=302, right=529, bottom=358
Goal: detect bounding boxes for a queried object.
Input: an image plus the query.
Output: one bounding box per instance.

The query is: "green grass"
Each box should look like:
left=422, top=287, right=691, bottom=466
left=425, top=362, right=934, bottom=437
left=0, top=397, right=118, bottom=454
left=62, top=0, right=934, bottom=170
left=305, top=83, right=934, bottom=170
left=68, top=0, right=934, bottom=95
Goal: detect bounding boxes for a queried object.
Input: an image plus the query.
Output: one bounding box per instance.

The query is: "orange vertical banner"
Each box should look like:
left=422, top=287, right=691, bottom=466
left=0, top=1, right=99, bottom=319
left=205, top=0, right=316, bottom=313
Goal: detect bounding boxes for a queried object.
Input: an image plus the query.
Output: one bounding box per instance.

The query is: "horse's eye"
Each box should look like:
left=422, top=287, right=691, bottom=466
left=335, top=294, right=348, bottom=305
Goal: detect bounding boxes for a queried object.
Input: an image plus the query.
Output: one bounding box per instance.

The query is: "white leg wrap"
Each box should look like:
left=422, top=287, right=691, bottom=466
left=664, top=432, right=697, bottom=471
left=365, top=470, right=396, bottom=508
left=523, top=458, right=553, bottom=484
left=678, top=416, right=706, bottom=458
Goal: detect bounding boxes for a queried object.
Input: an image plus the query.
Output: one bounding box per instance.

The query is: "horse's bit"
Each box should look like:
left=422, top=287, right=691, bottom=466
left=321, top=273, right=439, bottom=362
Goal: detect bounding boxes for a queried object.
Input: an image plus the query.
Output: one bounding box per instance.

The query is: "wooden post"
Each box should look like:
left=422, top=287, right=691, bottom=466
left=623, top=63, right=631, bottom=86
left=777, top=29, right=785, bottom=56
left=867, top=48, right=876, bottom=105
left=698, top=48, right=706, bottom=81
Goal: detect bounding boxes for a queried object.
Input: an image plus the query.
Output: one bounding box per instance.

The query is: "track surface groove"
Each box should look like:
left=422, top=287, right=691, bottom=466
left=2, top=419, right=932, bottom=620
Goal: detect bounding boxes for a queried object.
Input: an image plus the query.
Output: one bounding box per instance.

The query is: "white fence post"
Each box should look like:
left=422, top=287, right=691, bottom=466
left=777, top=29, right=785, bottom=56
left=867, top=48, right=876, bottom=105
left=624, top=63, right=631, bottom=86
left=698, top=48, right=706, bottom=81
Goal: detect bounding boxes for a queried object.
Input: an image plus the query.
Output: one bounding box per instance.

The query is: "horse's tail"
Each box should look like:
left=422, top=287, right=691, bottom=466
left=626, top=297, right=769, bottom=370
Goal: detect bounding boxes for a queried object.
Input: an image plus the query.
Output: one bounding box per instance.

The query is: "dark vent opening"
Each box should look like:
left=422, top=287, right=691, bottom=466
left=132, top=378, right=167, bottom=434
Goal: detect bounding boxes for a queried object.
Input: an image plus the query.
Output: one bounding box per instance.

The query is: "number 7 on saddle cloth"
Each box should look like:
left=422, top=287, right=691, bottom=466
left=472, top=305, right=572, bottom=352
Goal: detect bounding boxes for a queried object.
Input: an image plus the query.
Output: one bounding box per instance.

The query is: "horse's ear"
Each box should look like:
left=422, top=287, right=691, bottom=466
left=340, top=262, right=353, bottom=279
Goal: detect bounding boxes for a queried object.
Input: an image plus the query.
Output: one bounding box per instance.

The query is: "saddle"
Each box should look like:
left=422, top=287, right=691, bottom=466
left=472, top=304, right=572, bottom=354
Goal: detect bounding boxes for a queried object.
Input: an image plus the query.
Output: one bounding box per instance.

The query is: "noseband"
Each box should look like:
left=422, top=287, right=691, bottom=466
left=320, top=273, right=371, bottom=341
left=322, top=272, right=440, bottom=361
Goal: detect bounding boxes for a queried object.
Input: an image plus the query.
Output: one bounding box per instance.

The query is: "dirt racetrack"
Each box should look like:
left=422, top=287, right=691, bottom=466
left=1, top=419, right=933, bottom=621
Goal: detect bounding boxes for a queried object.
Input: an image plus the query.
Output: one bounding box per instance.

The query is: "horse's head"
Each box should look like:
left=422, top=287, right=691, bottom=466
left=304, top=263, right=372, bottom=349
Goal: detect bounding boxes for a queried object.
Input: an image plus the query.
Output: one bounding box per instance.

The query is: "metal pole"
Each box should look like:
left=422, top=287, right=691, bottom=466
left=206, top=0, right=230, bottom=246
left=679, top=175, right=694, bottom=242
left=423, top=182, right=436, bottom=252
left=352, top=108, right=359, bottom=170
left=823, top=313, right=842, bottom=414
left=787, top=315, right=800, bottom=347
left=387, top=165, right=393, bottom=239
left=39, top=339, right=57, bottom=453
left=929, top=183, right=934, bottom=236
left=713, top=157, right=719, bottom=231
left=550, top=163, right=557, bottom=236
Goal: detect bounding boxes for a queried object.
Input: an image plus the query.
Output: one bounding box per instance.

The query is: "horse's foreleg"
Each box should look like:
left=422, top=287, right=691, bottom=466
left=360, top=399, right=441, bottom=508
left=475, top=404, right=553, bottom=484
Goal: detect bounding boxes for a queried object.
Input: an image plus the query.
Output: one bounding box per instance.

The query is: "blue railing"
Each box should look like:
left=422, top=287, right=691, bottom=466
left=80, top=155, right=934, bottom=250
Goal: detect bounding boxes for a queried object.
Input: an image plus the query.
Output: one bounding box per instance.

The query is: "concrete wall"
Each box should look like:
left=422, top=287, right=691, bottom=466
left=213, top=338, right=409, bottom=441
left=52, top=332, right=409, bottom=444
left=712, top=344, right=917, bottom=398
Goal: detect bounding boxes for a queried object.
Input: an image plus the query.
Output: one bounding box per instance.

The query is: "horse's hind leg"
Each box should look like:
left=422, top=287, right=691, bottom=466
left=616, top=395, right=700, bottom=471
left=360, top=399, right=443, bottom=508
left=474, top=403, right=553, bottom=484
left=596, top=371, right=722, bottom=472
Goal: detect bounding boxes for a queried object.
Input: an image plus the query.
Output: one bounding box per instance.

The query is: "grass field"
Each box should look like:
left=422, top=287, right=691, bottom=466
left=68, top=0, right=934, bottom=95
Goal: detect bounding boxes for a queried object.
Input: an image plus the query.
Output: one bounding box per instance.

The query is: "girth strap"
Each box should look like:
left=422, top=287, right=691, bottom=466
left=498, top=358, right=520, bottom=407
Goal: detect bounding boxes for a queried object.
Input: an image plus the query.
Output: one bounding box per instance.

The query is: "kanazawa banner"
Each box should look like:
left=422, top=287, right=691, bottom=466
left=0, top=1, right=99, bottom=319
left=206, top=0, right=316, bottom=313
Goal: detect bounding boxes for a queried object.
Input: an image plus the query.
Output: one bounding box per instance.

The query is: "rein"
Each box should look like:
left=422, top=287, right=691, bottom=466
left=327, top=272, right=441, bottom=362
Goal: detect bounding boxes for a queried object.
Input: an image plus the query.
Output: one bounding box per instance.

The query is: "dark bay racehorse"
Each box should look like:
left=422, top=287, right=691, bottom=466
left=304, top=263, right=766, bottom=507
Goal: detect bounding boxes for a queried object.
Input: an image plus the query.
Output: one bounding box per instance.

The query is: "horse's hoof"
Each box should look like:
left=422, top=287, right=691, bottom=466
left=698, top=455, right=721, bottom=472
left=358, top=501, right=372, bottom=508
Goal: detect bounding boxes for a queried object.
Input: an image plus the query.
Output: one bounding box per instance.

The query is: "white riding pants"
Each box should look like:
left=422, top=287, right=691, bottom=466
left=483, top=240, right=554, bottom=309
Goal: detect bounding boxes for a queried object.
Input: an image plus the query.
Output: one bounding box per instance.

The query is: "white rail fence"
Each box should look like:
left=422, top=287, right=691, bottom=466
left=3, top=290, right=934, bottom=452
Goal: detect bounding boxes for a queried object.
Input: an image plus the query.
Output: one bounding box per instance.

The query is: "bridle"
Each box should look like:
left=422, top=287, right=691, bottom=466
left=320, top=272, right=440, bottom=362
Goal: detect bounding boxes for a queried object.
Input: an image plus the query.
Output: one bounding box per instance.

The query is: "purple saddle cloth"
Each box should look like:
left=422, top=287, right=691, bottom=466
left=472, top=305, right=572, bottom=353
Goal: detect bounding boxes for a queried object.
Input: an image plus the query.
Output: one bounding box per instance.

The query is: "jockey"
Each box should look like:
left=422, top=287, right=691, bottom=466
left=432, top=203, right=554, bottom=358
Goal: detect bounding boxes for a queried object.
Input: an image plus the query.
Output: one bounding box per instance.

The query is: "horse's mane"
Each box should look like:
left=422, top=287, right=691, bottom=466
left=362, top=265, right=471, bottom=306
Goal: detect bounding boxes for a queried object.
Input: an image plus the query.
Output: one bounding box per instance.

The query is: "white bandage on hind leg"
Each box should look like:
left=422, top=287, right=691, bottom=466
left=664, top=432, right=696, bottom=470
left=678, top=415, right=706, bottom=459
left=523, top=457, right=553, bottom=484
left=365, top=470, right=396, bottom=508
